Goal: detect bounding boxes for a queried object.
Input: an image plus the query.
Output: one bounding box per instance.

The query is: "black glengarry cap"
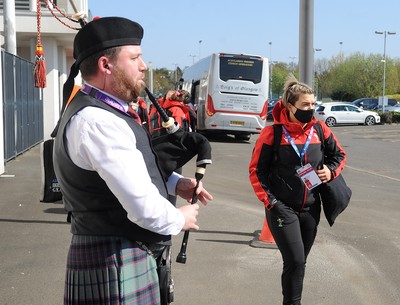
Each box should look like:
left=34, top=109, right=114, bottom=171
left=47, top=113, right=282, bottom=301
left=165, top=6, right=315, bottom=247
left=52, top=17, right=144, bottom=138
left=73, top=17, right=144, bottom=66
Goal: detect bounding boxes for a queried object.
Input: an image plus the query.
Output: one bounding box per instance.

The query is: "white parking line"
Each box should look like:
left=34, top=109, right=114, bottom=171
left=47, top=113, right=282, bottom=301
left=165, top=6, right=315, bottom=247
left=346, top=165, right=400, bottom=182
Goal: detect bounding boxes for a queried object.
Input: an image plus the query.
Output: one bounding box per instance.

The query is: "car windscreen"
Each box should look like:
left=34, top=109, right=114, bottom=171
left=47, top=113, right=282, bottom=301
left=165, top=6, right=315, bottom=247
left=219, top=55, right=263, bottom=84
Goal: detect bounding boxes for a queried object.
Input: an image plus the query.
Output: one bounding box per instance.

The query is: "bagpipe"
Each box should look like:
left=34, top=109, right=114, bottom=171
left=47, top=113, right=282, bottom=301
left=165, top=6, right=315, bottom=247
left=145, top=88, right=212, bottom=305
left=145, top=88, right=212, bottom=263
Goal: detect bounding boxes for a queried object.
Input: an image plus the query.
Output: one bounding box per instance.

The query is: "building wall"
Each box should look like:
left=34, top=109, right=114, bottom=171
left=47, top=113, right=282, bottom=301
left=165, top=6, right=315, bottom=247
left=0, top=48, right=4, bottom=174
left=0, top=0, right=89, bottom=173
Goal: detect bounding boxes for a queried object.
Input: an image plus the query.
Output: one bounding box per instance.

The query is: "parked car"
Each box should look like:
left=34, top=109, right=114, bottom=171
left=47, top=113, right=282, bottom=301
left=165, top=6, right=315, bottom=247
left=351, top=98, right=398, bottom=110
left=374, top=103, right=400, bottom=112
left=266, top=98, right=280, bottom=121
left=315, top=102, right=381, bottom=127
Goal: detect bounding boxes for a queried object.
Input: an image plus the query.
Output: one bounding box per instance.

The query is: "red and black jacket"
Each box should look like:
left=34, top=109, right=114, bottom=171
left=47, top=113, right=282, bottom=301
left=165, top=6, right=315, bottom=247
left=162, top=99, right=191, bottom=131
left=249, top=100, right=347, bottom=212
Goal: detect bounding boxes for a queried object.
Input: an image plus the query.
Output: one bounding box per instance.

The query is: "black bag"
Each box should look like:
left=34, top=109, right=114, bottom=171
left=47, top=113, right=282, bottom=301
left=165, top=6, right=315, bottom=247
left=273, top=123, right=352, bottom=226
left=156, top=246, right=174, bottom=305
left=314, top=123, right=352, bottom=226
left=40, top=139, right=62, bottom=203
left=320, top=173, right=352, bottom=226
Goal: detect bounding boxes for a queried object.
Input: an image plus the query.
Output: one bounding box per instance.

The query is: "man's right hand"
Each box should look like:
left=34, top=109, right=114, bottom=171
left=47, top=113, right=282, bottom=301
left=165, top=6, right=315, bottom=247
left=179, top=204, right=200, bottom=231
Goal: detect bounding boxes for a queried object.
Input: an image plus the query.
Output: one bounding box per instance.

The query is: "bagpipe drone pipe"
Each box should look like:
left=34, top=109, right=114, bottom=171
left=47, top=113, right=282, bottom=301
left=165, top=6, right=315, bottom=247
left=145, top=87, right=212, bottom=180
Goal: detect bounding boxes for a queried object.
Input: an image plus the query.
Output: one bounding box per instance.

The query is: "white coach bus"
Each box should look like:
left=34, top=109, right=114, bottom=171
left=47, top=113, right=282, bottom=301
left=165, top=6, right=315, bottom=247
left=181, top=53, right=269, bottom=141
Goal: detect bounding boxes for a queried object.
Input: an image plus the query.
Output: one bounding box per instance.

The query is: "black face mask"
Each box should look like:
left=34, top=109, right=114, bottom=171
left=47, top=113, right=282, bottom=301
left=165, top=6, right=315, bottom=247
left=293, top=106, right=315, bottom=123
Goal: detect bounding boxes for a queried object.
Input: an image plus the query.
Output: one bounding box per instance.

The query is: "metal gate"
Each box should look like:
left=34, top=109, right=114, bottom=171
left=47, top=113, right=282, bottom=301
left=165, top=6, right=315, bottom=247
left=2, top=49, right=43, bottom=161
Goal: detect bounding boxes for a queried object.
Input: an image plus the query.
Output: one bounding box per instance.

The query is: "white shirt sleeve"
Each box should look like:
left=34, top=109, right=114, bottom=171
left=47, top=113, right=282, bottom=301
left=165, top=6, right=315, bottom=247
left=65, top=106, right=185, bottom=236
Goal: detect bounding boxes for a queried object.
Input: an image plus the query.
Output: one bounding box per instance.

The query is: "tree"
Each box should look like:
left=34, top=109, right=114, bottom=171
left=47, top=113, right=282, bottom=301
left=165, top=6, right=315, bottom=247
left=382, top=57, right=400, bottom=95
left=144, top=67, right=182, bottom=97
left=314, top=58, right=330, bottom=100
left=271, top=62, right=292, bottom=98
left=321, top=53, right=399, bottom=101
left=144, top=53, right=400, bottom=104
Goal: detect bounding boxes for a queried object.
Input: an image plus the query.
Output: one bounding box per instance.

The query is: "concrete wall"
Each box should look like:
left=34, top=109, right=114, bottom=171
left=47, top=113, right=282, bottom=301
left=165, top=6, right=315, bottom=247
left=0, top=48, right=4, bottom=174
left=0, top=0, right=89, bottom=169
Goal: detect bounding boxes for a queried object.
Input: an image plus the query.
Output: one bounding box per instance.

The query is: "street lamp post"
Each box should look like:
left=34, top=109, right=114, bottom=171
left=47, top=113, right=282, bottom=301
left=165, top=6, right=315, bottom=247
left=198, top=40, right=202, bottom=59
left=289, top=56, right=297, bottom=73
left=268, top=42, right=273, bottom=99
left=148, top=61, right=153, bottom=93
left=313, top=48, right=322, bottom=96
left=189, top=54, right=196, bottom=64
left=375, top=30, right=396, bottom=112
left=269, top=61, right=277, bottom=100
left=173, top=63, right=178, bottom=83
left=268, top=41, right=272, bottom=59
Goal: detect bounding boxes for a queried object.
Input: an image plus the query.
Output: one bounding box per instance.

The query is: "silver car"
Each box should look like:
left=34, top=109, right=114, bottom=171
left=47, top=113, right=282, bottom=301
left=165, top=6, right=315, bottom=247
left=315, top=102, right=381, bottom=127
left=375, top=104, right=400, bottom=112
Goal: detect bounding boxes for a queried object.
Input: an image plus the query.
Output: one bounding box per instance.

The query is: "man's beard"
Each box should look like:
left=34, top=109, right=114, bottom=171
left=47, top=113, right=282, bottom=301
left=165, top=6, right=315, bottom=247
left=112, top=66, right=146, bottom=101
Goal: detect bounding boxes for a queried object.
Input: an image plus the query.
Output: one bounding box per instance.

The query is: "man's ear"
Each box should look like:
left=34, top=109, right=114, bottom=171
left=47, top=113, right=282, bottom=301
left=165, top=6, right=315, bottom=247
left=99, top=57, right=111, bottom=73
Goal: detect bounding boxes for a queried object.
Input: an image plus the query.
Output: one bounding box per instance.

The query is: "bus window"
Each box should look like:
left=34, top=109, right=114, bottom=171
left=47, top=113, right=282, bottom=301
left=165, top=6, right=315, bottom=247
left=191, top=80, right=200, bottom=106
left=219, top=56, right=263, bottom=84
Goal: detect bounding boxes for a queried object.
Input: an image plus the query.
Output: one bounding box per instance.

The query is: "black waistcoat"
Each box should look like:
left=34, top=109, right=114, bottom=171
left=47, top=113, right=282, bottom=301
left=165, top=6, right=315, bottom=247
left=53, top=91, right=171, bottom=244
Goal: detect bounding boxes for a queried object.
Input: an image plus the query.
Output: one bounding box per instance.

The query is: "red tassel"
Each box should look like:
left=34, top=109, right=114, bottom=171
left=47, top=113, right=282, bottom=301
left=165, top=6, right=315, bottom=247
left=34, top=45, right=46, bottom=88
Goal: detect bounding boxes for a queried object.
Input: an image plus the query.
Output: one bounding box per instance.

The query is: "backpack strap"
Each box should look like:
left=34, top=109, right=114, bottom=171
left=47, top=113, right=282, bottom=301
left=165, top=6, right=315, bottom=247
left=313, top=121, right=325, bottom=150
left=272, top=124, right=282, bottom=163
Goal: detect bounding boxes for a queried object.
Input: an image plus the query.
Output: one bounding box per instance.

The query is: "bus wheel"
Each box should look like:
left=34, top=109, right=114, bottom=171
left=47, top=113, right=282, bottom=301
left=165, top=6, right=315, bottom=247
left=235, top=134, right=251, bottom=141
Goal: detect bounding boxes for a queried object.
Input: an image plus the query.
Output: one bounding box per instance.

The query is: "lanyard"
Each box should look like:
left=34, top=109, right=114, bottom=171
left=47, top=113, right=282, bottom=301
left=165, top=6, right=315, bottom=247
left=282, top=126, right=314, bottom=165
left=81, top=84, right=128, bottom=114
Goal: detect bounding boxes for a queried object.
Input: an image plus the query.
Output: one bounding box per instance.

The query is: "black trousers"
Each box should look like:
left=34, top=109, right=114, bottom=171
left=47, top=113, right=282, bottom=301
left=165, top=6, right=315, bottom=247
left=266, top=202, right=321, bottom=305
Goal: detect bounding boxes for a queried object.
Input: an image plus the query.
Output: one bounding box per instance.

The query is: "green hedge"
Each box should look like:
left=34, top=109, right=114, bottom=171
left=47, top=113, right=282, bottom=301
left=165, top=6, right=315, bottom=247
left=379, top=111, right=400, bottom=124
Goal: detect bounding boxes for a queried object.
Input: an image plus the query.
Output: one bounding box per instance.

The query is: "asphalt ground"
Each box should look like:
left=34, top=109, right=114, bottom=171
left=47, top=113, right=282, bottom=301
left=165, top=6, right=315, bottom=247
left=1, top=123, right=399, bottom=305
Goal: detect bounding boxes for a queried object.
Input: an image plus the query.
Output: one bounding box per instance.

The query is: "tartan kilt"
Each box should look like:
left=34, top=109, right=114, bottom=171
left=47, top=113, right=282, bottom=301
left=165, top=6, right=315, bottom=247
left=64, top=235, right=160, bottom=305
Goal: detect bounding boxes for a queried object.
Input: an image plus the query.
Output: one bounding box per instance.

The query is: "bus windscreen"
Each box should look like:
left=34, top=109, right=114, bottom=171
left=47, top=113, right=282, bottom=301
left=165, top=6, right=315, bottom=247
left=219, top=56, right=263, bottom=84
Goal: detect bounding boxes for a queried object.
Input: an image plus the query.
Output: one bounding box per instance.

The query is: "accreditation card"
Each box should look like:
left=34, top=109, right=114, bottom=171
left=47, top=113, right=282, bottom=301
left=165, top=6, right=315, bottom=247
left=296, top=163, right=322, bottom=190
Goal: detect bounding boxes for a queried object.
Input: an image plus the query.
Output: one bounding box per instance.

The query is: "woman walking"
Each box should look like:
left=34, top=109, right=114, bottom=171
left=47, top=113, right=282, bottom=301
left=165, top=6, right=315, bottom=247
left=249, top=75, right=347, bottom=305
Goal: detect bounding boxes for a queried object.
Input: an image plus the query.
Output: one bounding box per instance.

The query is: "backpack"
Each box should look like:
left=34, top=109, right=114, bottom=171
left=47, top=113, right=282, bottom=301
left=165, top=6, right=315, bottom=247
left=150, top=106, right=190, bottom=138
left=149, top=107, right=164, bottom=138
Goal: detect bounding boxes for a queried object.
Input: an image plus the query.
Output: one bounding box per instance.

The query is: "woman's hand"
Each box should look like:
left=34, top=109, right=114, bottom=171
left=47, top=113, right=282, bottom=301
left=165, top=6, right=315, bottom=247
left=316, top=164, right=332, bottom=183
